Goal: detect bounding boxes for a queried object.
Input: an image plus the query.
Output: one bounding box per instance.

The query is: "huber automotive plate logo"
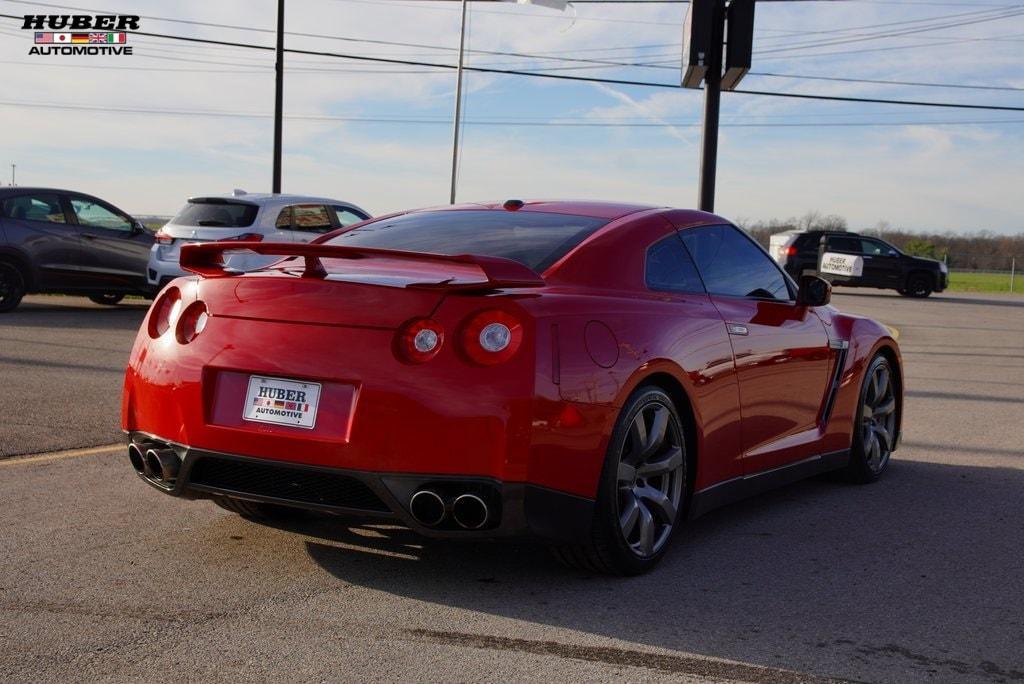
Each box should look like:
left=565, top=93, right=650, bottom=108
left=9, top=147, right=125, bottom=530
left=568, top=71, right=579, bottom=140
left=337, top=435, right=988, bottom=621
left=22, top=14, right=137, bottom=56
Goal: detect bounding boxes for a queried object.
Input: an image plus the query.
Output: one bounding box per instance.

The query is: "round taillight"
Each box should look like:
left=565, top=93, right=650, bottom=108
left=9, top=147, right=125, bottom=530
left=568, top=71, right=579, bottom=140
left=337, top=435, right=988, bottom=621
left=396, top=318, right=444, bottom=363
left=176, top=301, right=209, bottom=344
left=462, top=310, right=522, bottom=365
left=148, top=287, right=181, bottom=338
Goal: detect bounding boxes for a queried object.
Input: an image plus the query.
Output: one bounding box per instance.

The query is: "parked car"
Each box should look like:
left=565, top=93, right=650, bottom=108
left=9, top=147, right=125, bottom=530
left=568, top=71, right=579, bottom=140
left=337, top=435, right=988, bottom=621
left=147, top=191, right=370, bottom=289
left=0, top=187, right=154, bottom=312
left=770, top=229, right=948, bottom=298
left=123, top=201, right=902, bottom=575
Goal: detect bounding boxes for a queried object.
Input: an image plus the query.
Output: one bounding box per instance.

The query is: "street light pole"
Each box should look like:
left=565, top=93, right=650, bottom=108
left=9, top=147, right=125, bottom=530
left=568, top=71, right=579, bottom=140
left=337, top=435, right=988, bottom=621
left=448, top=0, right=469, bottom=205
left=10, top=164, right=14, bottom=187
left=272, top=0, right=285, bottom=194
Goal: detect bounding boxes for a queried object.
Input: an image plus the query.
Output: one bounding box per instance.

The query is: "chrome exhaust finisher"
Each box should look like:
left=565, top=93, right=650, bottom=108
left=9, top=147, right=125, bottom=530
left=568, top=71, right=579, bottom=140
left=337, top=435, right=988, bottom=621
left=127, top=443, right=146, bottom=475
left=409, top=489, right=446, bottom=527
left=452, top=493, right=489, bottom=530
left=144, top=448, right=180, bottom=483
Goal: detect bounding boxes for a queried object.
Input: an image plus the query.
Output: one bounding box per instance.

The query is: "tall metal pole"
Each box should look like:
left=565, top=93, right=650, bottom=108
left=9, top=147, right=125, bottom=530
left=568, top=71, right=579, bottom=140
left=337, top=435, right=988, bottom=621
left=698, top=0, right=725, bottom=212
left=10, top=164, right=14, bottom=187
left=448, top=0, right=468, bottom=205
left=272, top=0, right=285, bottom=194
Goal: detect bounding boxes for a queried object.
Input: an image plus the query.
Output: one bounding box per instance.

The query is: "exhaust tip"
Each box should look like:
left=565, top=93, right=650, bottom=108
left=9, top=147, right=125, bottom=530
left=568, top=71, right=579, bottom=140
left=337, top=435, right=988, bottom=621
left=144, top=448, right=180, bottom=483
left=452, top=493, right=489, bottom=530
left=409, top=489, right=446, bottom=527
left=128, top=443, right=146, bottom=475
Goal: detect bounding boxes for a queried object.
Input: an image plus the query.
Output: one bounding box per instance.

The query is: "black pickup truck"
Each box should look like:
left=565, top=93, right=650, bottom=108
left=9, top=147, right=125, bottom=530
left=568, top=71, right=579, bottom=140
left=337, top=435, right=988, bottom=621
left=769, top=229, right=948, bottom=298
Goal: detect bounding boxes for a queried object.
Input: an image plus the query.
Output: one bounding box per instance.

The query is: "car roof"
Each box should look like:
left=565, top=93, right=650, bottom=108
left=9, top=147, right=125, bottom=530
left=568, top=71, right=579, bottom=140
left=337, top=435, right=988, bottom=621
left=0, top=187, right=102, bottom=197
left=187, top=192, right=360, bottom=207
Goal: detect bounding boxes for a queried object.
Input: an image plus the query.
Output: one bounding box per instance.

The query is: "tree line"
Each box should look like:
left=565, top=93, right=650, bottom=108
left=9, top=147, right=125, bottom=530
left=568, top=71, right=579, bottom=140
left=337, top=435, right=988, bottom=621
left=738, top=212, right=1022, bottom=271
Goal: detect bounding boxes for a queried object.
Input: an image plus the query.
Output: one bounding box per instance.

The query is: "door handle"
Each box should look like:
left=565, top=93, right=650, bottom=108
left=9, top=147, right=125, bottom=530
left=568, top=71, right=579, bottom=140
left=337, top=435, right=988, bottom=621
left=727, top=323, right=749, bottom=336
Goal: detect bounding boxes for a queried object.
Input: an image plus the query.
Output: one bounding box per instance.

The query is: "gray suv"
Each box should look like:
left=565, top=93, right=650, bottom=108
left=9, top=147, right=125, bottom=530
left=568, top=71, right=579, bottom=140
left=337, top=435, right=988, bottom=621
left=0, top=187, right=154, bottom=312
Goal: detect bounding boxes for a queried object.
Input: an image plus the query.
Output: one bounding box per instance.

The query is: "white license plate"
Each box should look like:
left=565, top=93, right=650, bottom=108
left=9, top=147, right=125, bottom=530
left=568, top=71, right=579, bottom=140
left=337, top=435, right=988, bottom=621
left=243, top=375, right=322, bottom=429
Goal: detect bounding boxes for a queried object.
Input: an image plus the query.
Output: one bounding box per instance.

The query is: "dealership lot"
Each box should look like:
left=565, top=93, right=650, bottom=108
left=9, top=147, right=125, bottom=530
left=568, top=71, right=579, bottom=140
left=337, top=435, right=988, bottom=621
left=1, top=292, right=1022, bottom=682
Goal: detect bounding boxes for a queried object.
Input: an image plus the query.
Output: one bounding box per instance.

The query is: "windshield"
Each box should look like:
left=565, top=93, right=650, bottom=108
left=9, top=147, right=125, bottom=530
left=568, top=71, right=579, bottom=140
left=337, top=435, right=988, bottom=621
left=324, top=210, right=608, bottom=272
left=171, top=199, right=258, bottom=228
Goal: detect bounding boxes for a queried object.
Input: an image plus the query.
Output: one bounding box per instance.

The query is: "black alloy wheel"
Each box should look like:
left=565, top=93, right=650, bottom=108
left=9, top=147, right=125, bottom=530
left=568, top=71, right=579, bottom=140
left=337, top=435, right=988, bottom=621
left=552, top=386, right=687, bottom=575
left=845, top=354, right=898, bottom=483
left=0, top=262, right=26, bottom=313
left=903, top=274, right=933, bottom=298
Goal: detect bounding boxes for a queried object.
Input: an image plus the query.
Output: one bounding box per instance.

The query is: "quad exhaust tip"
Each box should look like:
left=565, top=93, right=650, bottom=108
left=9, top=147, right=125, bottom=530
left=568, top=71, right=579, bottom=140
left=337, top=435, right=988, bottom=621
left=142, top=447, right=180, bottom=483
left=127, top=443, right=146, bottom=475
left=409, top=489, right=446, bottom=527
left=452, top=493, right=489, bottom=530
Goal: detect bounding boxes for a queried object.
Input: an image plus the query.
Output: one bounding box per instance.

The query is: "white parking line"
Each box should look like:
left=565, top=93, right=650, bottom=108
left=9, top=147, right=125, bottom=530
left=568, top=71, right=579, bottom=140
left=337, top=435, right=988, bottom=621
left=0, top=444, right=123, bottom=467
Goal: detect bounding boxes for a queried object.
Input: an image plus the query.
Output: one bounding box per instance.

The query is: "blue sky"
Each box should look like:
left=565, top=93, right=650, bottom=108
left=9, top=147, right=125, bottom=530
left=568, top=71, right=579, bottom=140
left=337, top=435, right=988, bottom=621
left=1, top=0, right=1022, bottom=233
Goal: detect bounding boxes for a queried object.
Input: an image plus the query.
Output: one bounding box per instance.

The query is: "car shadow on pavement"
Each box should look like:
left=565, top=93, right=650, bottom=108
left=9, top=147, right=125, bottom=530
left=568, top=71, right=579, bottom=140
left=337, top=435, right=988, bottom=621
left=290, top=459, right=1024, bottom=683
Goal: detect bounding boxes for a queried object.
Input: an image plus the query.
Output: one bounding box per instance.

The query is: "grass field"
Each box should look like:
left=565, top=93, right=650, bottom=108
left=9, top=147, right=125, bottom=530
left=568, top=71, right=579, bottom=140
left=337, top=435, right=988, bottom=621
left=948, top=271, right=1020, bottom=294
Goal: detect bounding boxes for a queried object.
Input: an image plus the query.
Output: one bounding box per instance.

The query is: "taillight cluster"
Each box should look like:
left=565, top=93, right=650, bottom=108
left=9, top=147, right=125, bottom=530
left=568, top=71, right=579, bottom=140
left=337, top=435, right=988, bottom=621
left=154, top=230, right=174, bottom=245
left=396, top=310, right=523, bottom=365
left=148, top=286, right=208, bottom=344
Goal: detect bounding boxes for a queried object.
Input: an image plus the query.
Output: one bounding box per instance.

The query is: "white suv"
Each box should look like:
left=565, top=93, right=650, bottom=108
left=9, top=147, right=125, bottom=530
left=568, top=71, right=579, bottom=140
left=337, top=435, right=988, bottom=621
left=147, top=191, right=370, bottom=288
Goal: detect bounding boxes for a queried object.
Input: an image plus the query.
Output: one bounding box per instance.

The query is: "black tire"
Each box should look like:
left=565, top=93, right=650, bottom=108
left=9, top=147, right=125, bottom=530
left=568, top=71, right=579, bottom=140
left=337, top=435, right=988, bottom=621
left=552, top=386, right=688, bottom=575
left=213, top=496, right=308, bottom=522
left=844, top=354, right=898, bottom=484
left=0, top=261, right=26, bottom=313
left=902, top=273, right=932, bottom=298
left=88, top=293, right=125, bottom=306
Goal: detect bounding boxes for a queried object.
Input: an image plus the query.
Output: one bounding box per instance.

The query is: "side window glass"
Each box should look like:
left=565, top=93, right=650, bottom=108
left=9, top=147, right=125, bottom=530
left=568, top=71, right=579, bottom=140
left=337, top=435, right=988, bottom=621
left=332, top=206, right=367, bottom=228
left=275, top=207, right=292, bottom=229
left=826, top=236, right=860, bottom=253
left=70, top=198, right=132, bottom=232
left=291, top=205, right=333, bottom=234
left=861, top=239, right=888, bottom=256
left=680, top=225, right=790, bottom=300
left=2, top=194, right=66, bottom=224
left=645, top=234, right=705, bottom=294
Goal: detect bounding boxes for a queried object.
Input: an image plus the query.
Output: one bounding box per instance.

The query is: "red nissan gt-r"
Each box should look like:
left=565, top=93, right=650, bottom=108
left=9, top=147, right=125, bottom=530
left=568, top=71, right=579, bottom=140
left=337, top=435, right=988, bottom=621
left=122, top=200, right=902, bottom=574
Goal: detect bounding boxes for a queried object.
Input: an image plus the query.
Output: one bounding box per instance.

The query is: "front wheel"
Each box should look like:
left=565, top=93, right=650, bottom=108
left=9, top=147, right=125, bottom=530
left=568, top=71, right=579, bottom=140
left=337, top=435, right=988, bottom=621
left=844, top=354, right=898, bottom=483
left=88, top=293, right=125, bottom=306
left=552, top=386, right=687, bottom=575
left=0, top=262, right=26, bottom=313
left=901, top=274, right=932, bottom=298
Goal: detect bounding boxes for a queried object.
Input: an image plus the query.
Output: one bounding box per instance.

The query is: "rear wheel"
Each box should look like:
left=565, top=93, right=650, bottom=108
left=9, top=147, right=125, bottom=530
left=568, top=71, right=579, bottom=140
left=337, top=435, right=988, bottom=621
left=0, top=261, right=26, bottom=313
left=844, top=354, right=898, bottom=483
left=902, top=274, right=932, bottom=298
left=552, top=386, right=687, bottom=575
left=213, top=496, right=308, bottom=522
left=88, top=293, right=125, bottom=306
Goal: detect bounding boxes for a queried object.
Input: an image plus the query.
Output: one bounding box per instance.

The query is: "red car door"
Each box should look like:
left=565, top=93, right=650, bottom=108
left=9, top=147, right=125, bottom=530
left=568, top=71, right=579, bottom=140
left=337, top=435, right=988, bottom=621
left=679, top=224, right=832, bottom=473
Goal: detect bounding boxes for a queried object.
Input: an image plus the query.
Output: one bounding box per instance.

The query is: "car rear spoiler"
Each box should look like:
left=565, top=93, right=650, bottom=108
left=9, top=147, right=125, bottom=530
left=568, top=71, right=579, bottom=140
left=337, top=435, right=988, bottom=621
left=179, top=242, right=545, bottom=290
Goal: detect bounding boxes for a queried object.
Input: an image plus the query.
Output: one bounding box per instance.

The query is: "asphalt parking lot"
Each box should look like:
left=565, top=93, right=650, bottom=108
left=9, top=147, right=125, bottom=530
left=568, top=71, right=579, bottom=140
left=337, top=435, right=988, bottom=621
left=1, top=291, right=1022, bottom=683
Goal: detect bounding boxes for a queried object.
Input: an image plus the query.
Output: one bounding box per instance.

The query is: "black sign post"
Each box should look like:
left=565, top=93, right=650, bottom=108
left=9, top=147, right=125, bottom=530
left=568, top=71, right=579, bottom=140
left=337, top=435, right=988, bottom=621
left=682, top=0, right=756, bottom=213
left=272, top=0, right=284, bottom=194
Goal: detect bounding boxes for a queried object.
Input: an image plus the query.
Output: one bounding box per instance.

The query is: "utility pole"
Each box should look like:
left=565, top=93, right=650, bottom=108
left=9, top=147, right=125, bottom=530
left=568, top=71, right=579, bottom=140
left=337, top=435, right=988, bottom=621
left=448, top=0, right=469, bottom=205
left=9, top=164, right=14, bottom=187
left=272, top=0, right=284, bottom=194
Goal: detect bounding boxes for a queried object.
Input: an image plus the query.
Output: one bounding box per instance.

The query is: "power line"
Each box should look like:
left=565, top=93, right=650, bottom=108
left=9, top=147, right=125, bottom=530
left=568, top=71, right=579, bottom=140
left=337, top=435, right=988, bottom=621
left=3, top=12, right=1023, bottom=112
left=2, top=99, right=1022, bottom=128
left=748, top=71, right=1024, bottom=92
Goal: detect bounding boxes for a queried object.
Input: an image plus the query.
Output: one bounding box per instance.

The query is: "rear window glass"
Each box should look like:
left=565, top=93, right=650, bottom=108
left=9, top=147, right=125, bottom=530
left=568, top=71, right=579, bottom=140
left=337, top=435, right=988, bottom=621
left=171, top=199, right=258, bottom=228
left=325, top=210, right=608, bottom=272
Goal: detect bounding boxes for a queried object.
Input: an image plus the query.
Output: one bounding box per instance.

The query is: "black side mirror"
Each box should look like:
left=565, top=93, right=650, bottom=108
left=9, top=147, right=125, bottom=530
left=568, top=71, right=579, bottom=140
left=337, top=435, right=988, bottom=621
left=797, top=275, right=831, bottom=307
left=131, top=219, right=145, bottom=234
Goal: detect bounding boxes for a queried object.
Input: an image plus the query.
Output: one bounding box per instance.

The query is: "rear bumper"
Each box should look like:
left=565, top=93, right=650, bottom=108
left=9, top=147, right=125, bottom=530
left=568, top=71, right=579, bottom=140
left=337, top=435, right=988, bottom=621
left=125, top=432, right=595, bottom=542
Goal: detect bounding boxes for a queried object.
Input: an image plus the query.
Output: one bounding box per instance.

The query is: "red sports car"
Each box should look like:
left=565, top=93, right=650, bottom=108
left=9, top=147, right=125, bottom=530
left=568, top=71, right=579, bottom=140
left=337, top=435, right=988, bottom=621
left=122, top=200, right=902, bottom=574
